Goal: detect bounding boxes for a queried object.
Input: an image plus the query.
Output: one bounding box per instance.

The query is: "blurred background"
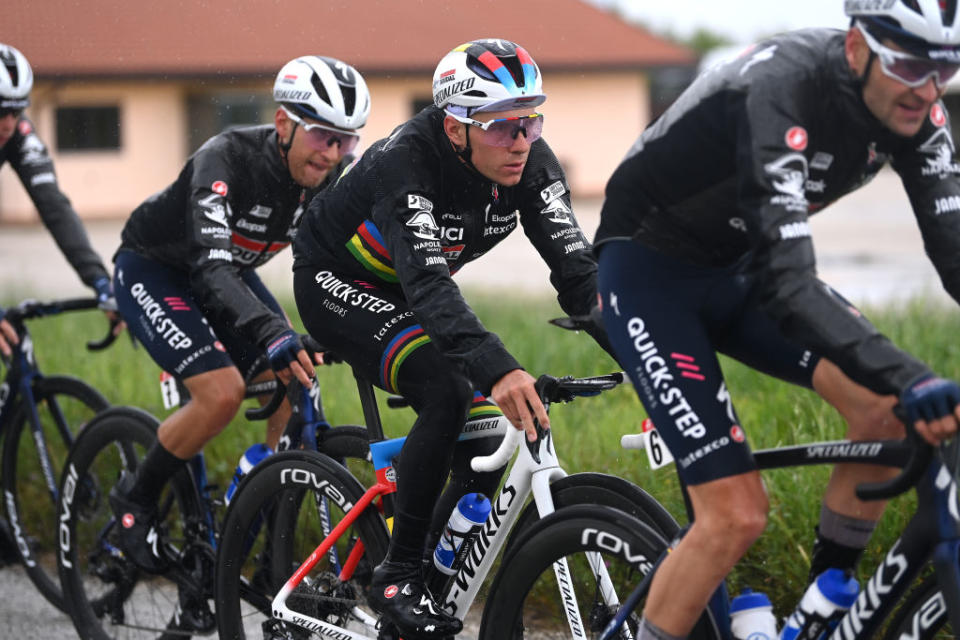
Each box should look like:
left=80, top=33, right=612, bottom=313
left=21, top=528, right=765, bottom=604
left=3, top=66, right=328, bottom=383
left=0, top=0, right=954, bottom=305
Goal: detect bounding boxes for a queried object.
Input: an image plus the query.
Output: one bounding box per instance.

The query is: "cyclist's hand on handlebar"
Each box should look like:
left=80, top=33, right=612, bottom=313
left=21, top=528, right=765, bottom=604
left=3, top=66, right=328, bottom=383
left=0, top=314, right=17, bottom=358
left=900, top=374, right=960, bottom=445
left=93, top=277, right=126, bottom=336
left=491, top=369, right=550, bottom=442
left=266, top=330, right=315, bottom=387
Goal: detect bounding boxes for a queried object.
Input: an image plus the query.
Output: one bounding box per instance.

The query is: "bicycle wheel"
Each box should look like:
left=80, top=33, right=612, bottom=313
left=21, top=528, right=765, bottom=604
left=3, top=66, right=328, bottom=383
left=216, top=449, right=390, bottom=640
left=505, top=472, right=680, bottom=557
left=884, top=572, right=952, bottom=640
left=57, top=406, right=207, bottom=640
left=479, top=504, right=722, bottom=640
left=2, top=374, right=108, bottom=611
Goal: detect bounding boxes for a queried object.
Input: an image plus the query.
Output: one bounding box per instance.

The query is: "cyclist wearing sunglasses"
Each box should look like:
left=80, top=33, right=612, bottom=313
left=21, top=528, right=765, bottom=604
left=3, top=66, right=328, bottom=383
left=107, top=56, right=369, bottom=576
left=293, top=38, right=611, bottom=638
left=0, top=43, right=115, bottom=313
left=595, top=1, right=960, bottom=639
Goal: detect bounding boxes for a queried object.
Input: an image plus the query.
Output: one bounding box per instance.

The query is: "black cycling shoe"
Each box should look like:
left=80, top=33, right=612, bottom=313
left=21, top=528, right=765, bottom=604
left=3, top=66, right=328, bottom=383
left=368, top=560, right=462, bottom=639
left=108, top=471, right=171, bottom=573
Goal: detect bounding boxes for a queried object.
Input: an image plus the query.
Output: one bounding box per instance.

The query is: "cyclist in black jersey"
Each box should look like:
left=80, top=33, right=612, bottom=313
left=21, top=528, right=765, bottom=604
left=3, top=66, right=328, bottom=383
left=0, top=43, right=115, bottom=312
left=595, top=2, right=960, bottom=638
left=293, top=38, right=610, bottom=638
left=108, top=55, right=371, bottom=573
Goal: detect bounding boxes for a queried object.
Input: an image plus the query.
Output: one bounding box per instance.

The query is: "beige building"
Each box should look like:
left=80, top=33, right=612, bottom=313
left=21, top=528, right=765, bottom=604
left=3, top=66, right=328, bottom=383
left=1, top=0, right=694, bottom=222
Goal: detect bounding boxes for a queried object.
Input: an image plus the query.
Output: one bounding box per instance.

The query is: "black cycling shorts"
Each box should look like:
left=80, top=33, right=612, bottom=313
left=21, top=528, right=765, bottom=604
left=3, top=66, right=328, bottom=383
left=597, top=238, right=824, bottom=485
left=114, top=249, right=280, bottom=380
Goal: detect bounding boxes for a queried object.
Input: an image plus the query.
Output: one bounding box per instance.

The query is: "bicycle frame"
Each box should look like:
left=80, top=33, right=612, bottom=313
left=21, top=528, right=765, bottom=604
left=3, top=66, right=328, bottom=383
left=269, top=409, right=624, bottom=639
left=599, top=437, right=960, bottom=640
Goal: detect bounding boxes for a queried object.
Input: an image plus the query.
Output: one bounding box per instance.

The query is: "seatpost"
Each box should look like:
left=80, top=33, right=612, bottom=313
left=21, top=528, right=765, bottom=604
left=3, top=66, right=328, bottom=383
left=354, top=372, right=386, bottom=441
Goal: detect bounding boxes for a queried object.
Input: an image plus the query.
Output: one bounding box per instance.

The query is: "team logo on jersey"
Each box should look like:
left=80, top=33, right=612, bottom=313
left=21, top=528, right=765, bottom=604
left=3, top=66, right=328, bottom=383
left=918, top=128, right=959, bottom=178
left=407, top=194, right=434, bottom=212
left=540, top=180, right=566, bottom=204
left=730, top=425, right=745, bottom=443
left=764, top=153, right=809, bottom=212
left=785, top=126, right=808, bottom=151
left=406, top=211, right=439, bottom=240
left=248, top=204, right=272, bottom=219
left=931, top=103, right=947, bottom=127
left=17, top=119, right=31, bottom=136
left=541, top=198, right=572, bottom=225
left=211, top=180, right=228, bottom=197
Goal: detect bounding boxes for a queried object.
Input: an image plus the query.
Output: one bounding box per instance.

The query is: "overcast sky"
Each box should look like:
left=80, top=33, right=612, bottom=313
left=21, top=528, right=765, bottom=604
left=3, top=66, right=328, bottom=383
left=587, top=0, right=850, bottom=43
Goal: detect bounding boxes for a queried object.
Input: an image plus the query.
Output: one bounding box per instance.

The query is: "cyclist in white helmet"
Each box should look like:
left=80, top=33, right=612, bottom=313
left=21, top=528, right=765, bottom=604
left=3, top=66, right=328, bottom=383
left=0, top=43, right=116, bottom=312
left=108, top=56, right=370, bottom=584
left=595, top=1, right=960, bottom=637
left=293, top=38, right=613, bottom=638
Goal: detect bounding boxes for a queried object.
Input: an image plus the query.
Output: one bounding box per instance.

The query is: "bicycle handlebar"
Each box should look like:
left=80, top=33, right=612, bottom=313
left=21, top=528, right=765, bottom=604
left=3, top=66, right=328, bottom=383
left=470, top=372, right=626, bottom=472
left=6, top=297, right=119, bottom=351
left=242, top=335, right=345, bottom=421
left=855, top=405, right=932, bottom=501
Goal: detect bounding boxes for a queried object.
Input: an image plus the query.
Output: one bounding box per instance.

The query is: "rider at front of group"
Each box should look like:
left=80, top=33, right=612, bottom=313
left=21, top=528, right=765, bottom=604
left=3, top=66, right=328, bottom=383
left=293, top=39, right=610, bottom=637
left=106, top=56, right=370, bottom=581
left=0, top=43, right=115, bottom=311
left=596, top=2, right=960, bottom=638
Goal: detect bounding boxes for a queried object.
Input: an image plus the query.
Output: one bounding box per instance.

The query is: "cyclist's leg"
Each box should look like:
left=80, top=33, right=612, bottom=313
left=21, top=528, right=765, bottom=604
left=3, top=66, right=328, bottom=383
left=720, top=278, right=902, bottom=579
left=295, top=265, right=465, bottom=637
left=598, top=239, right=767, bottom=637
left=112, top=250, right=243, bottom=569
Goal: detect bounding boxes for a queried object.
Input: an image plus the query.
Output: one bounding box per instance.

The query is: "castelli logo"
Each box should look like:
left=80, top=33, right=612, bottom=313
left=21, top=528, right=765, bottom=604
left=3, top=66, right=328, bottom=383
left=730, top=425, right=745, bottom=443
left=122, top=513, right=135, bottom=529
left=785, top=126, right=808, bottom=151
left=931, top=103, right=947, bottom=127
left=384, top=585, right=398, bottom=599
left=212, top=180, right=228, bottom=197
left=214, top=341, right=226, bottom=352
left=17, top=119, right=31, bottom=136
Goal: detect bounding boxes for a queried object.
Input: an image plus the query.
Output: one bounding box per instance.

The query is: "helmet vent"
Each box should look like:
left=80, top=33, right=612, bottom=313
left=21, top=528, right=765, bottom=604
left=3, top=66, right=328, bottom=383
left=310, top=72, right=332, bottom=107
left=0, top=50, right=17, bottom=87
left=342, top=85, right=356, bottom=116
left=466, top=58, right=498, bottom=82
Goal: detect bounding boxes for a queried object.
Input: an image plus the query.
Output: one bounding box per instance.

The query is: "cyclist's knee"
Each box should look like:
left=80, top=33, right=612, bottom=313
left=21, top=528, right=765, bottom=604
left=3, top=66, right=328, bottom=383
left=689, top=474, right=768, bottom=549
left=184, top=367, right=245, bottom=427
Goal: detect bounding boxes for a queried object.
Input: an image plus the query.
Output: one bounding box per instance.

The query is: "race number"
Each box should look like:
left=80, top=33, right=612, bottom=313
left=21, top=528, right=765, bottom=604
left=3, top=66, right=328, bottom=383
left=160, top=371, right=180, bottom=410
left=641, top=418, right=674, bottom=470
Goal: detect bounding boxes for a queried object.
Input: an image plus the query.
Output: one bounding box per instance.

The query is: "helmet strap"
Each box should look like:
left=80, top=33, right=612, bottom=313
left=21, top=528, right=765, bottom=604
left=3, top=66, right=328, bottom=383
left=452, top=125, right=482, bottom=176
left=278, top=121, right=298, bottom=165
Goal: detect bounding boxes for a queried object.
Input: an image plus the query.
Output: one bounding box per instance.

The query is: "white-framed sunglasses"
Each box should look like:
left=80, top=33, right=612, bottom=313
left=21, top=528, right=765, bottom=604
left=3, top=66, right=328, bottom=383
left=858, top=22, right=960, bottom=89
left=449, top=112, right=544, bottom=147
left=282, top=106, right=360, bottom=153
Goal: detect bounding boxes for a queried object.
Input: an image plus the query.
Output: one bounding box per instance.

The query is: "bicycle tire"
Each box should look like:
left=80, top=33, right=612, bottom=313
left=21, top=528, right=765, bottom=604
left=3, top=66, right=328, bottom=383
left=216, top=449, right=390, bottom=640
left=57, top=406, right=206, bottom=640
left=2, top=374, right=108, bottom=612
left=479, top=504, right=721, bottom=640
left=504, top=472, right=680, bottom=558
left=883, top=571, right=952, bottom=640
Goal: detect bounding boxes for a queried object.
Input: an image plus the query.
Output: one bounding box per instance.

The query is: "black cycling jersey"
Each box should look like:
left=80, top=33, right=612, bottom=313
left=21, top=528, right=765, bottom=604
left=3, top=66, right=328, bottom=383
left=119, top=124, right=346, bottom=351
left=595, top=28, right=960, bottom=397
left=1, top=116, right=108, bottom=289
left=293, top=105, right=598, bottom=394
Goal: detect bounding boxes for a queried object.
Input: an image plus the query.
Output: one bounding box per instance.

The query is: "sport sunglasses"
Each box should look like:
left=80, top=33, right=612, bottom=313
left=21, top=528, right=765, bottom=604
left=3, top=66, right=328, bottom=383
left=282, top=106, right=360, bottom=153
left=451, top=112, right=545, bottom=147
left=858, top=22, right=960, bottom=89
left=0, top=107, right=24, bottom=119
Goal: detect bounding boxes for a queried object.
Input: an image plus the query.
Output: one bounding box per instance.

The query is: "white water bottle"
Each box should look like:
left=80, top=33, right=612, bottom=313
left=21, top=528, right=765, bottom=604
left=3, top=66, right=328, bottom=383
left=432, top=493, right=491, bottom=575
left=224, top=443, right=273, bottom=505
left=730, top=589, right=778, bottom=640
left=779, top=568, right=859, bottom=640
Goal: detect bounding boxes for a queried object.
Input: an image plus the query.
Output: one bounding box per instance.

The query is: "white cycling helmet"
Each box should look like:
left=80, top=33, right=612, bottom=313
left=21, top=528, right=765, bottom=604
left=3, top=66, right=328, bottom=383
left=0, top=43, right=33, bottom=109
left=273, top=56, right=369, bottom=130
left=433, top=39, right=545, bottom=118
left=845, top=0, right=960, bottom=57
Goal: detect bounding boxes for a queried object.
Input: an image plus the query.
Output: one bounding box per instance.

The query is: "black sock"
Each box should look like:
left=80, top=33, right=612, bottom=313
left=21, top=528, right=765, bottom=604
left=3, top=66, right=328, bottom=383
left=131, top=440, right=188, bottom=505
left=386, top=513, right=433, bottom=566
left=808, top=525, right=867, bottom=583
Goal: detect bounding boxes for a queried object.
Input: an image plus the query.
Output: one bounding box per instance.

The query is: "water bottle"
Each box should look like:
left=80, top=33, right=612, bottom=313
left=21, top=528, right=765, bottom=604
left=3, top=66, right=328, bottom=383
left=224, top=443, right=273, bottom=505
left=433, top=493, right=491, bottom=575
left=729, top=589, right=778, bottom=640
left=780, top=568, right=860, bottom=640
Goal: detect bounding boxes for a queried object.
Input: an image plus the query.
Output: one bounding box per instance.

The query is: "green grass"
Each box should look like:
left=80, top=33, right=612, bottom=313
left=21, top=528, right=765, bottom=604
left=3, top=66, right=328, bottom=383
left=5, top=290, right=959, bottom=618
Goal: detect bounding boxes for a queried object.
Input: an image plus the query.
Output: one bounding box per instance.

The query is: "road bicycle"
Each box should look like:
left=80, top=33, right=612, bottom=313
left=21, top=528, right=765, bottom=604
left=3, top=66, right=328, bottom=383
left=480, top=415, right=960, bottom=639
left=0, top=296, right=116, bottom=612
left=214, top=370, right=677, bottom=640
left=56, top=346, right=372, bottom=640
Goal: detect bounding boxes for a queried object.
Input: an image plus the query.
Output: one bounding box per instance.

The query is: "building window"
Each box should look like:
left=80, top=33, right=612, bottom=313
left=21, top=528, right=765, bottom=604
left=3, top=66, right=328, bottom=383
left=55, top=106, right=121, bottom=151
left=186, top=93, right=274, bottom=152
left=411, top=97, right=433, bottom=117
